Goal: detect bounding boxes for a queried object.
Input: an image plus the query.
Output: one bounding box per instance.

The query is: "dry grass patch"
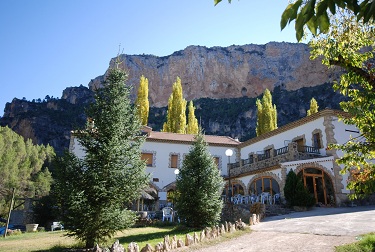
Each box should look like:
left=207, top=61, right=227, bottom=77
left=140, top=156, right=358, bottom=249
left=0, top=231, right=78, bottom=252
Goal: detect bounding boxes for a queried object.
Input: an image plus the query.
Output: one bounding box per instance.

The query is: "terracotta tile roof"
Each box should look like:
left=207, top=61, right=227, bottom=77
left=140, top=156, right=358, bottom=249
left=146, top=131, right=240, bottom=146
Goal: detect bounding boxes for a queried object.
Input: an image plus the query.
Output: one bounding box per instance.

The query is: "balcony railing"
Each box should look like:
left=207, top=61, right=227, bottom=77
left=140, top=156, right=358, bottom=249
left=228, top=142, right=323, bottom=176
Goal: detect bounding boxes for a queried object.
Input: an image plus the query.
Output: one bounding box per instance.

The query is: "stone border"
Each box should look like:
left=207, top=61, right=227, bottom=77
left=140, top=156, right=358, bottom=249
left=93, top=219, right=255, bottom=252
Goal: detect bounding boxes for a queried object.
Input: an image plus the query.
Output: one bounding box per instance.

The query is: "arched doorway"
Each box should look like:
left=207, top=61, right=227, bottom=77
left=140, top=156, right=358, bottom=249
left=249, top=177, right=280, bottom=196
left=223, top=182, right=244, bottom=197
left=297, top=168, right=335, bottom=205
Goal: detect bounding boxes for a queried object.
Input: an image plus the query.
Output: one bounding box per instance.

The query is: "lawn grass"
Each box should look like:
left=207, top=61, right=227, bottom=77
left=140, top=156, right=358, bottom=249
left=335, top=233, right=375, bottom=252
left=0, top=225, right=251, bottom=251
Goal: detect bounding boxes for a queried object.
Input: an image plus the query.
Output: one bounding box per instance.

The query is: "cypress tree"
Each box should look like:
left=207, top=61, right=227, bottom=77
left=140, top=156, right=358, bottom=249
left=55, top=61, right=149, bottom=248
left=256, top=89, right=277, bottom=136
left=307, top=97, right=319, bottom=116
left=175, top=129, right=224, bottom=228
left=135, top=75, right=149, bottom=125
left=186, top=100, right=199, bottom=135
left=163, top=77, right=187, bottom=134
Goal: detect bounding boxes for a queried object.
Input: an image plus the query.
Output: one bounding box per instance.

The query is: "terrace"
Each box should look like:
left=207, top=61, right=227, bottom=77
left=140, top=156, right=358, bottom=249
left=229, top=142, right=323, bottom=177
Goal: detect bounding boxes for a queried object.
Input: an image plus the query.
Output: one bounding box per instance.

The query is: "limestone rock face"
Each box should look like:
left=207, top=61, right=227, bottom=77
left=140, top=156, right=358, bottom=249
left=62, top=85, right=94, bottom=105
left=89, top=42, right=337, bottom=107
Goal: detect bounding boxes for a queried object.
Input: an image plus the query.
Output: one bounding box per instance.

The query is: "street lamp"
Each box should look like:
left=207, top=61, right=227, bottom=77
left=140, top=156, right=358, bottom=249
left=174, top=168, right=180, bottom=176
left=225, top=149, right=233, bottom=203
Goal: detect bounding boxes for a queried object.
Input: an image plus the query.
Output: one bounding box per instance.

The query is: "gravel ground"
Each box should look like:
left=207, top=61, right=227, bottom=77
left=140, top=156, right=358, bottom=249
left=180, top=205, right=375, bottom=252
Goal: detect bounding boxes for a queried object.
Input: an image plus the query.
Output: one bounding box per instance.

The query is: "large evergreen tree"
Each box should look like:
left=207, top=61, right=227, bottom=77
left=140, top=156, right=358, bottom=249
left=175, top=129, right=224, bottom=228
left=256, top=89, right=277, bottom=136
left=307, top=97, right=319, bottom=116
left=0, top=126, right=54, bottom=216
left=186, top=100, right=199, bottom=135
left=163, top=77, right=187, bottom=134
left=55, top=63, right=149, bottom=248
left=135, top=75, right=149, bottom=126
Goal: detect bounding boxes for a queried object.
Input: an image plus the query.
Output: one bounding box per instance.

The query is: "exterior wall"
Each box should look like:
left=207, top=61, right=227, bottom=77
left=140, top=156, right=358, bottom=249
left=68, top=110, right=360, bottom=207
left=240, top=117, right=327, bottom=160
left=142, top=140, right=235, bottom=191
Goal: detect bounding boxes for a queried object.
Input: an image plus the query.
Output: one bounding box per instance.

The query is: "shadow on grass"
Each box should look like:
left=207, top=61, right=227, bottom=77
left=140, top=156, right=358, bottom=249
left=33, top=226, right=200, bottom=251
left=117, top=226, right=200, bottom=245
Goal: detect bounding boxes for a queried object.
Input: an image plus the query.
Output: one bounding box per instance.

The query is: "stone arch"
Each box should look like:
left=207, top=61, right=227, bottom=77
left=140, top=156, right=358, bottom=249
left=294, top=162, right=336, bottom=205
left=225, top=178, right=247, bottom=195
left=294, top=162, right=333, bottom=180
left=246, top=171, right=282, bottom=196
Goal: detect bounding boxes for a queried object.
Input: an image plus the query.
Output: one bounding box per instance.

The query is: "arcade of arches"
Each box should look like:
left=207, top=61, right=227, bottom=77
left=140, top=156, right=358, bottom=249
left=223, top=168, right=335, bottom=206
left=224, top=177, right=281, bottom=197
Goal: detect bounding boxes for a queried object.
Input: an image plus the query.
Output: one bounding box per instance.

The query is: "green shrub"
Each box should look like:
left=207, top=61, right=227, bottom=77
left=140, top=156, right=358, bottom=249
left=284, top=170, right=315, bottom=208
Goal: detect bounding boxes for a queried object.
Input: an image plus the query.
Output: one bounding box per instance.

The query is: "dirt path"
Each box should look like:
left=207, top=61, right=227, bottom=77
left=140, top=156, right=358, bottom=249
left=181, top=205, right=375, bottom=252
left=185, top=231, right=355, bottom=252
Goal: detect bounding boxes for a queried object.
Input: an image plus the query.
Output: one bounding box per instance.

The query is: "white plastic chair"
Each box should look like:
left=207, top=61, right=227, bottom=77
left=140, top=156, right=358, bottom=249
left=261, top=192, right=270, bottom=204
left=249, top=195, right=256, bottom=204
left=242, top=195, right=249, bottom=204
left=273, top=193, right=280, bottom=204
left=162, top=207, right=173, bottom=222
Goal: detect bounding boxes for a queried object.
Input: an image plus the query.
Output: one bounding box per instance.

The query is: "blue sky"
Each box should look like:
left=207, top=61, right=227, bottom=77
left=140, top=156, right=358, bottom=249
left=0, top=0, right=299, bottom=114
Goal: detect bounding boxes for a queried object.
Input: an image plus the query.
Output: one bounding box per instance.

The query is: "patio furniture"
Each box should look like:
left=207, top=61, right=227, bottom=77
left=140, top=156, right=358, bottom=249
left=249, top=195, right=257, bottom=204
left=162, top=207, right=174, bottom=222
left=51, top=222, right=64, bottom=231
left=242, top=195, right=249, bottom=204
left=273, top=193, right=280, bottom=204
left=261, top=192, right=271, bottom=204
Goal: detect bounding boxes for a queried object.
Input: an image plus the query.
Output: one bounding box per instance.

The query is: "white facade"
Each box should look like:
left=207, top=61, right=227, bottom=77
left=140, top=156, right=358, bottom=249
left=69, top=109, right=357, bottom=207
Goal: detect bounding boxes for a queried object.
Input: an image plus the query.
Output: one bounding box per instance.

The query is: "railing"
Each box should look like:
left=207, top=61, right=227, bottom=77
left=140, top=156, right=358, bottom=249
left=228, top=143, right=322, bottom=173
left=274, top=146, right=288, bottom=156
left=300, top=145, right=320, bottom=154
left=257, top=152, right=270, bottom=161
left=242, top=156, right=254, bottom=165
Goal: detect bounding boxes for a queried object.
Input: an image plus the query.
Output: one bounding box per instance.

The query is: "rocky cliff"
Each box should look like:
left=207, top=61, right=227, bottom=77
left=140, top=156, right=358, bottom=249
left=89, top=42, right=338, bottom=107
left=1, top=42, right=345, bottom=154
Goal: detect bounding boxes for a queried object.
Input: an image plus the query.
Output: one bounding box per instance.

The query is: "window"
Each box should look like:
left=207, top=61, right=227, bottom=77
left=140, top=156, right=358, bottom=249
left=313, top=133, right=322, bottom=148
left=141, top=153, right=153, bottom=167
left=294, top=138, right=304, bottom=152
left=153, top=178, right=159, bottom=182
left=170, top=154, right=178, bottom=168
left=249, top=177, right=280, bottom=196
left=213, top=157, right=220, bottom=168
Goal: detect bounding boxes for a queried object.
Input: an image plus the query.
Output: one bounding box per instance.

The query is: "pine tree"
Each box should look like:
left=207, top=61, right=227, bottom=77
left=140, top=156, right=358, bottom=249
left=135, top=75, right=149, bottom=125
left=186, top=101, right=199, bottom=135
left=307, top=97, right=319, bottom=116
left=256, top=89, right=277, bottom=136
left=0, top=126, right=54, bottom=216
left=55, top=62, right=149, bottom=248
left=175, top=129, right=224, bottom=228
left=162, top=77, right=187, bottom=134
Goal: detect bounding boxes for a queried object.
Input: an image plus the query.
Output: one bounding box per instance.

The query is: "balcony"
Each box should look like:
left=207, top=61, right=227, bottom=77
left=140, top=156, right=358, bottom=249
left=229, top=142, right=323, bottom=177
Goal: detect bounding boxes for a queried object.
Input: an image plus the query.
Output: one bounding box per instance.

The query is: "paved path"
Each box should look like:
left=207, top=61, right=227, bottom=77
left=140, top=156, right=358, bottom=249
left=185, top=205, right=375, bottom=252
